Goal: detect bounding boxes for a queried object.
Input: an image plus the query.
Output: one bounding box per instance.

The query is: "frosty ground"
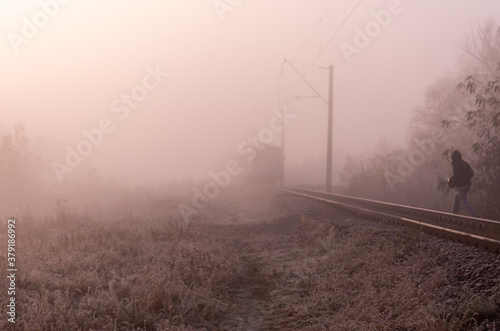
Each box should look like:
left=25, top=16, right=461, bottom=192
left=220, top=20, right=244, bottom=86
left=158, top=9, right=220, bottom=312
left=1, top=186, right=499, bottom=330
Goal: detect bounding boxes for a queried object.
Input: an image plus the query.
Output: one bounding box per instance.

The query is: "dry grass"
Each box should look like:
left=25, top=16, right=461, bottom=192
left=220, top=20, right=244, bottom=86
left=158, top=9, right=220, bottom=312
left=260, top=195, right=500, bottom=330
left=0, top=207, right=245, bottom=330
left=0, top=188, right=499, bottom=330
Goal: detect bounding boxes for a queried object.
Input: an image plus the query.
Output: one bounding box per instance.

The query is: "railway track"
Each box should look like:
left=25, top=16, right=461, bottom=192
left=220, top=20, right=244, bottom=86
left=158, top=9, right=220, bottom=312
left=279, top=187, right=500, bottom=254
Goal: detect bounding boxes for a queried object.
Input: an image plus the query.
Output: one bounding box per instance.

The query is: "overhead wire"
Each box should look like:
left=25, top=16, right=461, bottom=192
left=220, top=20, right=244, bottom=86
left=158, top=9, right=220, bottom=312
left=310, top=0, right=364, bottom=69
left=278, top=0, right=339, bottom=105
left=292, top=0, right=338, bottom=63
left=282, top=0, right=365, bottom=103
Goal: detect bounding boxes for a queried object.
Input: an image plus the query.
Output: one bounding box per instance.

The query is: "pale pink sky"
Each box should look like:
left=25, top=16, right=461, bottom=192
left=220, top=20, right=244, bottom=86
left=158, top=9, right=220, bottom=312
left=1, top=0, right=499, bottom=185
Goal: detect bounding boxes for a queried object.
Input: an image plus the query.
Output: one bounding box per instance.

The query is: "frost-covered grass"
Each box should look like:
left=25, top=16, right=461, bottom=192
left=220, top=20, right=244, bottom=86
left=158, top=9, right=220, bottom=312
left=0, top=189, right=498, bottom=330
left=0, top=209, right=244, bottom=330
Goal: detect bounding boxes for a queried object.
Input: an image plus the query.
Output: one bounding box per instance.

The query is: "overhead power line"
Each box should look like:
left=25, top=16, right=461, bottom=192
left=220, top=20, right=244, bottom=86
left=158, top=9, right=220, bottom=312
left=283, top=0, right=364, bottom=102
left=293, top=0, right=338, bottom=62
left=310, top=0, right=364, bottom=68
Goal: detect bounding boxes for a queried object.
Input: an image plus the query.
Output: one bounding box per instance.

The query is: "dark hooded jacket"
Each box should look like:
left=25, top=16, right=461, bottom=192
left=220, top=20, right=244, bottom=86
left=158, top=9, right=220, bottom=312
left=451, top=151, right=474, bottom=187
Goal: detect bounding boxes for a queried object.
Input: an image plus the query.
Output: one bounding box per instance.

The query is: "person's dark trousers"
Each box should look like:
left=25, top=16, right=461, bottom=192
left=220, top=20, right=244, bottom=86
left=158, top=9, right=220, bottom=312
left=452, top=185, right=478, bottom=217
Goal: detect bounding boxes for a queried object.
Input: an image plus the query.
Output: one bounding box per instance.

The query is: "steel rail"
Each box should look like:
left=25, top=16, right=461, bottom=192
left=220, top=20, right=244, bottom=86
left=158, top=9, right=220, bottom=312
left=284, top=188, right=500, bottom=230
left=279, top=187, right=500, bottom=254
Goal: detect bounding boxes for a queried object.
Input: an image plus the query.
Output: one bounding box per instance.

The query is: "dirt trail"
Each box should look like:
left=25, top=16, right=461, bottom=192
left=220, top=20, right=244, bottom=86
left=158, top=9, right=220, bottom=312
left=207, top=188, right=316, bottom=330
left=218, top=219, right=302, bottom=330
left=221, top=241, right=270, bottom=330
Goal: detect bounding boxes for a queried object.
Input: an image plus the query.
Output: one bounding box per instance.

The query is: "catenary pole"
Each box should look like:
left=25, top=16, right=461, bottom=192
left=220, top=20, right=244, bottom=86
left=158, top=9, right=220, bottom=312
left=282, top=59, right=334, bottom=192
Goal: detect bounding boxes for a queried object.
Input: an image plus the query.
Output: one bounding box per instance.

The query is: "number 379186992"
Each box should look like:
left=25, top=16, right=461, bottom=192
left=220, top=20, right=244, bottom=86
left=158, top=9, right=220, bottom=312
left=8, top=219, right=16, bottom=268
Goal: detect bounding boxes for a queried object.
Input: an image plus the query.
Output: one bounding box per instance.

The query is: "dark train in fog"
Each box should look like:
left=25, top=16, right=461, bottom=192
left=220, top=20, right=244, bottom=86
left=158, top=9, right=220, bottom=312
left=248, top=145, right=283, bottom=185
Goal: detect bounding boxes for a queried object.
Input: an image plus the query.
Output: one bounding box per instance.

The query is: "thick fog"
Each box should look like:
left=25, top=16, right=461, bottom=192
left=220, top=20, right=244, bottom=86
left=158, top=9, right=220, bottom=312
left=1, top=0, right=500, bottom=213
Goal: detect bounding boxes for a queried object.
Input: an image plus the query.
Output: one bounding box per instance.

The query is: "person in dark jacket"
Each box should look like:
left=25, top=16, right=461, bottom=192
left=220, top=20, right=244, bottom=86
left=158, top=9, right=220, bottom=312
left=451, top=150, right=478, bottom=217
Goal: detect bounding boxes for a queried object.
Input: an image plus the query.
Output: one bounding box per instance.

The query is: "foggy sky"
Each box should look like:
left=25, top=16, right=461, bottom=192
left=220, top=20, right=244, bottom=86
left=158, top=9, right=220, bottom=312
left=1, top=0, right=500, bottom=186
